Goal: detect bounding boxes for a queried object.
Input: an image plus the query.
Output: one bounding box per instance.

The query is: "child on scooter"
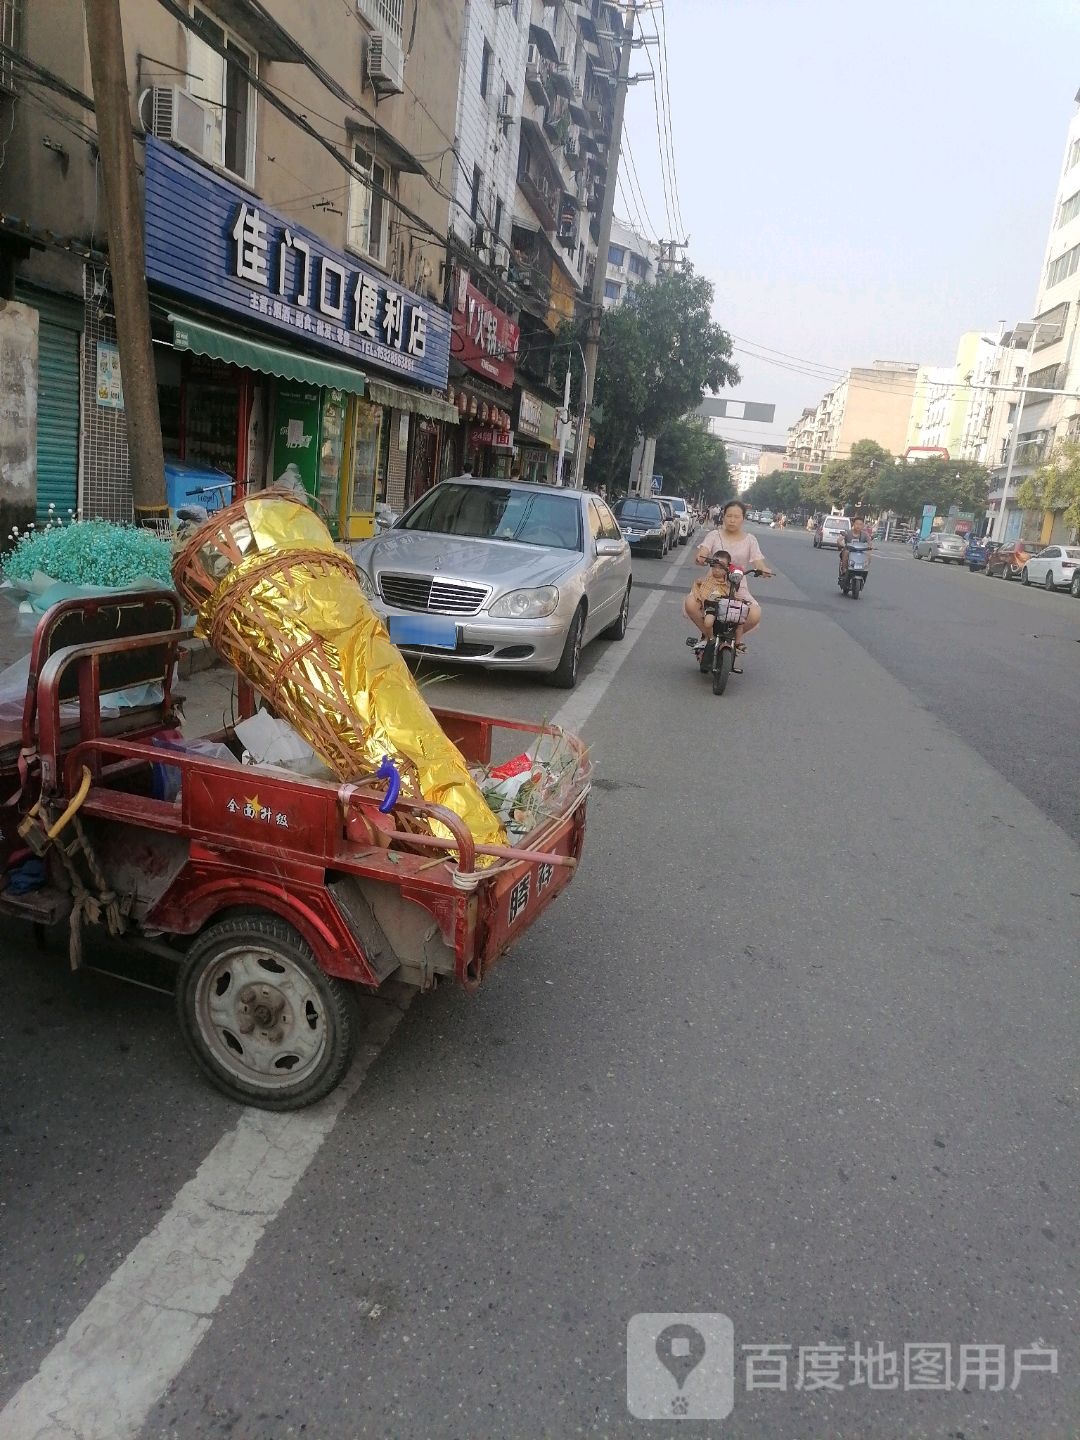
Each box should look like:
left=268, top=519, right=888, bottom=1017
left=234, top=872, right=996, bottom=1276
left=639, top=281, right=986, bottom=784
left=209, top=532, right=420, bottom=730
left=686, top=550, right=751, bottom=651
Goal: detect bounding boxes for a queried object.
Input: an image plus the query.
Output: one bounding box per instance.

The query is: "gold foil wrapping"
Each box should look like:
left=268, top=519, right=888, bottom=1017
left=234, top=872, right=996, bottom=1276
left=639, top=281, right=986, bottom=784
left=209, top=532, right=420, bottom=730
left=173, top=494, right=507, bottom=860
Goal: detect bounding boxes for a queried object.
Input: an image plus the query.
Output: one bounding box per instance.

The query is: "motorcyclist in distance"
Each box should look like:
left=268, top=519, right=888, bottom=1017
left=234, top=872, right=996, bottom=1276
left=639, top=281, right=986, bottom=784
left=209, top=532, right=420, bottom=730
left=837, top=516, right=872, bottom=582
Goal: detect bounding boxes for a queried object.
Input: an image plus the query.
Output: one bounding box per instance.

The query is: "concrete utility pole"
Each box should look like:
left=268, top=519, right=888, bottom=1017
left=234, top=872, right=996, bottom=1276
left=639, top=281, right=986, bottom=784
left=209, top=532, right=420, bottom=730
left=84, top=0, right=167, bottom=522
left=571, top=0, right=638, bottom=489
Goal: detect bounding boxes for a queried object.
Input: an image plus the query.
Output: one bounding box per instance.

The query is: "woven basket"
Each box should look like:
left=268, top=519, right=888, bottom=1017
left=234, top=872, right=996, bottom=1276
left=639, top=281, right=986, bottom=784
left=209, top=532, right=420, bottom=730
left=172, top=489, right=306, bottom=608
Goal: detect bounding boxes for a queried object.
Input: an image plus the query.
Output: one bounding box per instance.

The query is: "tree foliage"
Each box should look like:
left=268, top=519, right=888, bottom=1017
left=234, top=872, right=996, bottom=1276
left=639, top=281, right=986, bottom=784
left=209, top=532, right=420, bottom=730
left=1017, top=440, right=1080, bottom=533
left=747, top=439, right=992, bottom=519
left=588, top=267, right=739, bottom=491
left=652, top=417, right=733, bottom=506
left=743, top=468, right=803, bottom=513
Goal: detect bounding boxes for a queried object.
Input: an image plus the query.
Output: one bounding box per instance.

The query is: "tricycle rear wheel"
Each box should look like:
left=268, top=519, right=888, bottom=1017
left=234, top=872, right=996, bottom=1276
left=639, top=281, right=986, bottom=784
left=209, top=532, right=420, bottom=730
left=176, top=914, right=357, bottom=1110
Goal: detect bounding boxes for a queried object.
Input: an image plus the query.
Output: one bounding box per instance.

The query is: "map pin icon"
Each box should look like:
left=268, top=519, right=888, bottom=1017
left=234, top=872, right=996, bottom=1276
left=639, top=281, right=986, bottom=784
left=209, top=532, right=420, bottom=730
left=656, top=1323, right=707, bottom=1391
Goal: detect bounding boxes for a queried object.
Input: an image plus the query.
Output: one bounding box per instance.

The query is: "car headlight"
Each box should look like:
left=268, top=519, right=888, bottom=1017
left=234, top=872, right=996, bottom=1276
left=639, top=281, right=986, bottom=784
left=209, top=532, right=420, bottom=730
left=489, top=586, right=560, bottom=619
left=354, top=565, right=376, bottom=600
left=647, top=527, right=662, bottom=536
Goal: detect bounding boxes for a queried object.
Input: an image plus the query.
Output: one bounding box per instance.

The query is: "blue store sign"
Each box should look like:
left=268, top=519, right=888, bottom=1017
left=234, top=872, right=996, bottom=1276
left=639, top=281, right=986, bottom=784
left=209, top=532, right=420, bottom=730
left=144, top=137, right=450, bottom=392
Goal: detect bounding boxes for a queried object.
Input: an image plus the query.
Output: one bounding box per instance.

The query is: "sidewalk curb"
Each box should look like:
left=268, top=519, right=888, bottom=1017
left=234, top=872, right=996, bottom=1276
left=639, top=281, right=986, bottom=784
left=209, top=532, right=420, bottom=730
left=177, top=637, right=221, bottom=680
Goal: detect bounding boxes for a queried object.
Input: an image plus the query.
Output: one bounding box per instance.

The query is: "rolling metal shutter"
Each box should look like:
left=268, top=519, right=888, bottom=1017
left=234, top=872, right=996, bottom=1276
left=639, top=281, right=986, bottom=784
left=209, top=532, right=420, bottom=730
left=15, top=284, right=82, bottom=520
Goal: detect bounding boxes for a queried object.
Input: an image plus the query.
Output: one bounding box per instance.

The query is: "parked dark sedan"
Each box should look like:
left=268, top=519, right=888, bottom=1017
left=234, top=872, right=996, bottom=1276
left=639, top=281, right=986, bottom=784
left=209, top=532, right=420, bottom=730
left=984, top=538, right=1037, bottom=579
left=613, top=497, right=669, bottom=557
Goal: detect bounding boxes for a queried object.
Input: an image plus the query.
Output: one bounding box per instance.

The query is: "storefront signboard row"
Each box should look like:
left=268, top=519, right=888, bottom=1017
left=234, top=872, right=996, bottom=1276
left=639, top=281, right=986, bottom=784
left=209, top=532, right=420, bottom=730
left=144, top=137, right=451, bottom=392
left=516, top=391, right=560, bottom=448
left=451, top=267, right=519, bottom=388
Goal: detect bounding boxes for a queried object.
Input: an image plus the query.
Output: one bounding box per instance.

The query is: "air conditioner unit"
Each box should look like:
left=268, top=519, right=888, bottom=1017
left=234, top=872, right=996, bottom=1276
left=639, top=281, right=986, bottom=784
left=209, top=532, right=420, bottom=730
left=148, top=85, right=213, bottom=160
left=366, top=30, right=405, bottom=95
left=498, top=93, right=515, bottom=123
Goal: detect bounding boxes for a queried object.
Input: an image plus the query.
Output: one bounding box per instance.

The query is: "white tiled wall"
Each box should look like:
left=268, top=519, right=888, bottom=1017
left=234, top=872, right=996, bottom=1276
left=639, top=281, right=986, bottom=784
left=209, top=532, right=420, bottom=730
left=450, top=0, right=529, bottom=265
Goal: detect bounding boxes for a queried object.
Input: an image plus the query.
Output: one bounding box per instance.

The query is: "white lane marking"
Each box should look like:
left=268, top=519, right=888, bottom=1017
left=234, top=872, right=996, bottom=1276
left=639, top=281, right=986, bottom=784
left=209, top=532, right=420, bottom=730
left=0, top=1007, right=405, bottom=1440
left=0, top=549, right=686, bottom=1440
left=550, top=545, right=687, bottom=734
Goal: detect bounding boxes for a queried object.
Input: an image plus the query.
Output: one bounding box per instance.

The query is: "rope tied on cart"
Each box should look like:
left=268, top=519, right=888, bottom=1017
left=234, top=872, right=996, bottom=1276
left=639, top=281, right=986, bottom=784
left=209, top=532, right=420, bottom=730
left=18, top=766, right=130, bottom=968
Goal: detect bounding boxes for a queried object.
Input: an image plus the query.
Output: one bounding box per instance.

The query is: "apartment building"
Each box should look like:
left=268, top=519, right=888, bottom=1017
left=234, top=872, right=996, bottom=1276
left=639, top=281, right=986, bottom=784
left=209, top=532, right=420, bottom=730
left=602, top=216, right=657, bottom=309
left=0, top=0, right=619, bottom=527
left=979, top=95, right=1080, bottom=542
left=511, top=0, right=622, bottom=483
left=786, top=361, right=921, bottom=468
left=904, top=333, right=1000, bottom=463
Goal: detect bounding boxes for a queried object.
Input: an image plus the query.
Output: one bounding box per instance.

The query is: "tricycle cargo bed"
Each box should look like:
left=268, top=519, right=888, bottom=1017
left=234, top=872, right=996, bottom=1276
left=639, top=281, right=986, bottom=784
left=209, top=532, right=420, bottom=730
left=0, top=592, right=591, bottom=1108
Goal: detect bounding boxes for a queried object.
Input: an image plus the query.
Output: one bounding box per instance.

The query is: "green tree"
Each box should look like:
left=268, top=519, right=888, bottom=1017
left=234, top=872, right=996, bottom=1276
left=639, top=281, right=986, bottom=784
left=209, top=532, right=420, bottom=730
left=589, top=266, right=739, bottom=491
left=804, top=439, right=893, bottom=513
left=653, top=417, right=733, bottom=507
left=1017, top=440, right=1080, bottom=533
left=860, top=450, right=991, bottom=519
left=743, top=469, right=803, bottom=513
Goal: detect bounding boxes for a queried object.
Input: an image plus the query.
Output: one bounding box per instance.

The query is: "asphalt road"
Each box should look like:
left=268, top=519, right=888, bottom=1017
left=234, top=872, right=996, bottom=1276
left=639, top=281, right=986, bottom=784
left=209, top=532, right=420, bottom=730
left=1, top=526, right=1078, bottom=1439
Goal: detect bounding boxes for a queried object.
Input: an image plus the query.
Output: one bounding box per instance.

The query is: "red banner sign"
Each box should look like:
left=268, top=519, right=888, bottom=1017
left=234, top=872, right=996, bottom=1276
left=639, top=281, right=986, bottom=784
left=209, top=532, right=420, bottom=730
left=468, top=426, right=513, bottom=447
left=452, top=268, right=519, bottom=388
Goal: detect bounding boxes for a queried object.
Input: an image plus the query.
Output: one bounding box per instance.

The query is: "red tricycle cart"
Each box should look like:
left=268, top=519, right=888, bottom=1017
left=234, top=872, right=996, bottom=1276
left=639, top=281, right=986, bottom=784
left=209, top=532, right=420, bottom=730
left=0, top=590, right=590, bottom=1108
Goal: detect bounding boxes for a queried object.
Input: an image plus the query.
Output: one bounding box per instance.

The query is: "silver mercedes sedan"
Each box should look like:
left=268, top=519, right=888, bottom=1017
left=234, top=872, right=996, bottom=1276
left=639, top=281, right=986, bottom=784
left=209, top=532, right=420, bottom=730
left=350, top=478, right=633, bottom=688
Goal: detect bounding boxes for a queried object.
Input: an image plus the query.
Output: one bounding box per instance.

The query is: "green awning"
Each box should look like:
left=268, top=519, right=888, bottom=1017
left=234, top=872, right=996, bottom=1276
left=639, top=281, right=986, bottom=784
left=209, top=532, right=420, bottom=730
left=364, top=376, right=459, bottom=424
left=170, top=314, right=366, bottom=396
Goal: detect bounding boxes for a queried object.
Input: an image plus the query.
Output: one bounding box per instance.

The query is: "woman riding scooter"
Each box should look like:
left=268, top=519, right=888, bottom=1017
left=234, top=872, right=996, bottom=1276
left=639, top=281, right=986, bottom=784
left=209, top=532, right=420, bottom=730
left=683, top=500, right=773, bottom=663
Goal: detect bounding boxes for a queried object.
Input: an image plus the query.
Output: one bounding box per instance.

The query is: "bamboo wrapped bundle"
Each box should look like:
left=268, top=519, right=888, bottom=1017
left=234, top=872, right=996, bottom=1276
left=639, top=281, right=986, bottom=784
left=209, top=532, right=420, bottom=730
left=172, top=491, right=507, bottom=858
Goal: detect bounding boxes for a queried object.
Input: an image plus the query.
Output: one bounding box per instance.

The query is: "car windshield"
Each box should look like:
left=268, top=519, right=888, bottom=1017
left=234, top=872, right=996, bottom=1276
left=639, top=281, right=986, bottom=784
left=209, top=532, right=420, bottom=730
left=824, top=518, right=849, bottom=530
left=616, top=500, right=663, bottom=523
left=669, top=499, right=687, bottom=513
left=400, top=483, right=582, bottom=550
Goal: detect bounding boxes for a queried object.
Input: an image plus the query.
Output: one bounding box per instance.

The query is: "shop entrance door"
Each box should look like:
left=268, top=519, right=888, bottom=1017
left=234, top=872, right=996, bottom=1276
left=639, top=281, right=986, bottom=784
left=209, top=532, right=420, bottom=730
left=341, top=397, right=381, bottom=540
left=407, top=418, right=440, bottom=509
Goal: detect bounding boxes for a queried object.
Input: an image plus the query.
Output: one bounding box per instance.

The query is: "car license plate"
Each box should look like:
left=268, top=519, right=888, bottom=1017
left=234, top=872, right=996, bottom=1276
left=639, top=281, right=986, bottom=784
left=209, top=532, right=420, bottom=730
left=388, top=615, right=459, bottom=650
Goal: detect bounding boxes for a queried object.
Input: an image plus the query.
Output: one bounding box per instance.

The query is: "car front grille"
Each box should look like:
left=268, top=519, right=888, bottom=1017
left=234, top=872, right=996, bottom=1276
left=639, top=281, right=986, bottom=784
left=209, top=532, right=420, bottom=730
left=379, top=573, right=489, bottom=615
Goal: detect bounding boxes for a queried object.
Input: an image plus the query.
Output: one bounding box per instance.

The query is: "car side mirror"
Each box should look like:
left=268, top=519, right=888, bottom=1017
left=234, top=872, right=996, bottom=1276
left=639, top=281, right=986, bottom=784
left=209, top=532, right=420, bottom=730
left=596, top=538, right=624, bottom=556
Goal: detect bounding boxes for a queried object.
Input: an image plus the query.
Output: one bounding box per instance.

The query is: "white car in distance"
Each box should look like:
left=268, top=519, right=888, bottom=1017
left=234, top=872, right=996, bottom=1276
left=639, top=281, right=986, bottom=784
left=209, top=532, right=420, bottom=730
left=665, top=496, right=693, bottom=544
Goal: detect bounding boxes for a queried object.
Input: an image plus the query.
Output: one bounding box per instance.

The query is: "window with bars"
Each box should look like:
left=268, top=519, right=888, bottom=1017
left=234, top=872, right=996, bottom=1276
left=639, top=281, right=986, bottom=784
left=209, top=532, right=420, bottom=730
left=357, top=0, right=404, bottom=41
left=0, top=0, right=22, bottom=96
left=1028, top=363, right=1063, bottom=392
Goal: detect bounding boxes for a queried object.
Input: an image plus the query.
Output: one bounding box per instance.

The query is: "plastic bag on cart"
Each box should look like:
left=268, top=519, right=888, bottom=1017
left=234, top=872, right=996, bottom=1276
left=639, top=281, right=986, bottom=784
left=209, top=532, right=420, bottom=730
left=151, top=731, right=241, bottom=802
left=0, top=651, right=166, bottom=726
left=234, top=710, right=336, bottom=780
left=475, top=733, right=584, bottom=838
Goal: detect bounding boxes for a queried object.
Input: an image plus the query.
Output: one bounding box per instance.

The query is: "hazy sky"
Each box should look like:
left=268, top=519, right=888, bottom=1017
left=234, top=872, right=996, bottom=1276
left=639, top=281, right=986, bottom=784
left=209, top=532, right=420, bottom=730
left=617, top=0, right=1080, bottom=449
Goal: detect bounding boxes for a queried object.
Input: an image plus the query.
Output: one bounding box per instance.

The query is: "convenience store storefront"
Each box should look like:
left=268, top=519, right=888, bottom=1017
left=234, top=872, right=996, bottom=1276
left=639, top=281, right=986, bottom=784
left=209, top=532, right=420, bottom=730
left=144, top=137, right=455, bottom=537
left=515, top=389, right=561, bottom=485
